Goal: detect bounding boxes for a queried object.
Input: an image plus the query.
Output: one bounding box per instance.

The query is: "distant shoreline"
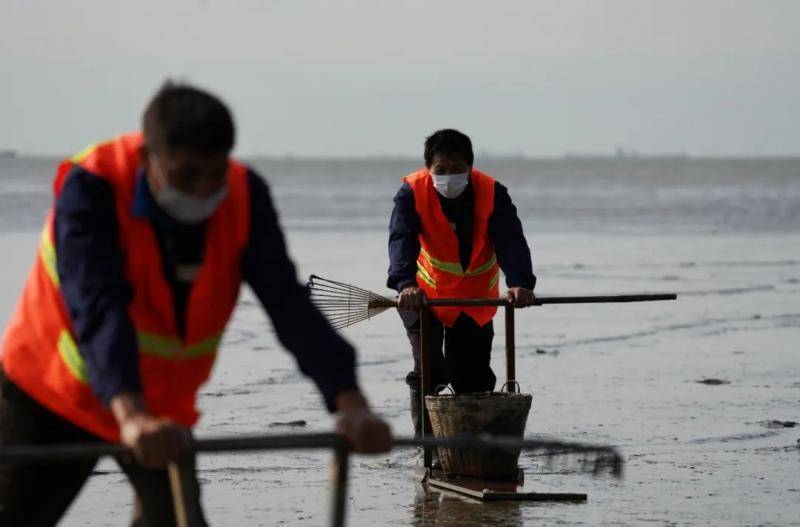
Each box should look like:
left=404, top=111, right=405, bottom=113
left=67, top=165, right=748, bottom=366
left=3, top=152, right=800, bottom=163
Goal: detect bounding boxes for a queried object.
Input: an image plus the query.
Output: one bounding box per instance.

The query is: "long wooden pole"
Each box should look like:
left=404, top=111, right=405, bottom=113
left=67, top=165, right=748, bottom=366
left=331, top=445, right=350, bottom=527
left=419, top=305, right=433, bottom=470
left=504, top=303, right=516, bottom=392
left=0, top=433, right=622, bottom=465
left=425, top=293, right=676, bottom=308
left=0, top=434, right=354, bottom=462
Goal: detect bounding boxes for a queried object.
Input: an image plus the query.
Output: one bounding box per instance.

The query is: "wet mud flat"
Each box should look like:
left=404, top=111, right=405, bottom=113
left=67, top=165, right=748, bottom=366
left=21, top=228, right=789, bottom=526
left=2, top=157, right=800, bottom=526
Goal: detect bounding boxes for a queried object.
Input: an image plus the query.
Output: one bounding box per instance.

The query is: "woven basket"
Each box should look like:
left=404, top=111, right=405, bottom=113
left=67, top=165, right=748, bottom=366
left=425, top=391, right=532, bottom=478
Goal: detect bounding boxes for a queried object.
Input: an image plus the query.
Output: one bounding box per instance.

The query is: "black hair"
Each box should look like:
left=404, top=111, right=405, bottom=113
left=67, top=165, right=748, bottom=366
left=423, top=129, right=474, bottom=167
left=143, top=81, right=235, bottom=153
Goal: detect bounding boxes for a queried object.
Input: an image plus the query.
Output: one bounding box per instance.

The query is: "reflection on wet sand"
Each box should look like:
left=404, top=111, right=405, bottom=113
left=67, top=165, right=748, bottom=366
left=411, top=485, right=523, bottom=527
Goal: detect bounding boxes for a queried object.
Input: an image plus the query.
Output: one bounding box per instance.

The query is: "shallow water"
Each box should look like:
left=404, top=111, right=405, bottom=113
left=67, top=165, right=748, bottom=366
left=1, top=156, right=799, bottom=525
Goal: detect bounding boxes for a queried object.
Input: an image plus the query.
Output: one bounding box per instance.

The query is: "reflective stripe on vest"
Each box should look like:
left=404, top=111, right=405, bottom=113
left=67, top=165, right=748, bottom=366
left=56, top=329, right=223, bottom=386
left=419, top=247, right=497, bottom=277
left=58, top=330, right=87, bottom=383
left=39, top=223, right=60, bottom=287
left=137, top=332, right=222, bottom=358
left=416, top=260, right=499, bottom=290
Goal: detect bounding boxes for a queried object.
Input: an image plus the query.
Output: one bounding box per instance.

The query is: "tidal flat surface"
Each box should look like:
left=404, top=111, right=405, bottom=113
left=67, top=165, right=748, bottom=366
left=1, top=156, right=798, bottom=525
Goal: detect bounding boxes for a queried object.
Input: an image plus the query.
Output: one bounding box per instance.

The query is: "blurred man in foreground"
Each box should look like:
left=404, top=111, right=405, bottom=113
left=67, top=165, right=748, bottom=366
left=0, top=82, right=391, bottom=525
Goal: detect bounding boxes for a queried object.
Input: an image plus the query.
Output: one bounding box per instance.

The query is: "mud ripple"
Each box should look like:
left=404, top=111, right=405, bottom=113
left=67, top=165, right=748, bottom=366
left=689, top=430, right=781, bottom=444
left=695, top=378, right=730, bottom=385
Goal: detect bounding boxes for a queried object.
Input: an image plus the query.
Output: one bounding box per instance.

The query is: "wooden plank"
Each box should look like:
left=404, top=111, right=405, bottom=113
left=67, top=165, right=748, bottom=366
left=427, top=478, right=486, bottom=499
left=427, top=475, right=588, bottom=502
left=483, top=490, right=588, bottom=502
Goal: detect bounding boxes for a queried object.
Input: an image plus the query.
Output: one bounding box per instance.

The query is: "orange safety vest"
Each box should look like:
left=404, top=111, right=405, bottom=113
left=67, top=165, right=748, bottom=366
left=0, top=132, right=250, bottom=442
left=405, top=168, right=500, bottom=327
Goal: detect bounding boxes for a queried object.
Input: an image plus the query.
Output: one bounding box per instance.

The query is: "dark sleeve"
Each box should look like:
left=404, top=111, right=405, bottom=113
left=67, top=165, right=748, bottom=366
left=488, top=182, right=536, bottom=290
left=242, top=171, right=358, bottom=412
left=54, top=167, right=141, bottom=406
left=387, top=182, right=421, bottom=292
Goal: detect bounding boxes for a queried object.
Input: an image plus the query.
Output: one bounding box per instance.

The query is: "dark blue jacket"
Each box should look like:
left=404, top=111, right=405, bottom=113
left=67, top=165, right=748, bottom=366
left=387, top=177, right=535, bottom=292
left=54, top=167, right=357, bottom=411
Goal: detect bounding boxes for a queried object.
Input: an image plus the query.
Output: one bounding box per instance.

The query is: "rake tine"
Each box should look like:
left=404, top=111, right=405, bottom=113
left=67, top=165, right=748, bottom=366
left=311, top=294, right=374, bottom=302
left=307, top=275, right=400, bottom=329
left=324, top=313, right=372, bottom=325
left=310, top=289, right=372, bottom=300
left=312, top=298, right=373, bottom=306
left=318, top=312, right=367, bottom=319
left=309, top=282, right=373, bottom=295
left=308, top=283, right=394, bottom=305
left=309, top=276, right=380, bottom=299
left=327, top=314, right=372, bottom=329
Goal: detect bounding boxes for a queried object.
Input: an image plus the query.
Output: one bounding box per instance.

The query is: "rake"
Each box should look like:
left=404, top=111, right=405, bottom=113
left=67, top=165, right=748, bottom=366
left=307, top=275, right=397, bottom=329
left=307, top=274, right=677, bottom=329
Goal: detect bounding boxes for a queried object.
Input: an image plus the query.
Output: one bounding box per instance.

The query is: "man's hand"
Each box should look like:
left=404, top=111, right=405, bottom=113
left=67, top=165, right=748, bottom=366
left=398, top=285, right=426, bottom=311
left=334, top=390, right=392, bottom=454
left=506, top=287, right=536, bottom=308
left=111, top=392, right=191, bottom=468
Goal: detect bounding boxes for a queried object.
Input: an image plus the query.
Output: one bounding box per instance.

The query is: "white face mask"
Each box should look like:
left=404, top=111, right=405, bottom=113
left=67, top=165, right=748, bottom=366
left=148, top=154, right=229, bottom=224
left=153, top=182, right=228, bottom=224
left=432, top=171, right=470, bottom=199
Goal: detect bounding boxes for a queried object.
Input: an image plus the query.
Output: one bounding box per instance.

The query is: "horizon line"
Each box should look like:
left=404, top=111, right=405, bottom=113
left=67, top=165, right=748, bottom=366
left=6, top=150, right=800, bottom=162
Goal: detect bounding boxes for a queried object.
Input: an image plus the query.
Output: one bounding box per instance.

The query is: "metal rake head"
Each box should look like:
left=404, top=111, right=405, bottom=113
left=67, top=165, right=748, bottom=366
left=307, top=275, right=396, bottom=329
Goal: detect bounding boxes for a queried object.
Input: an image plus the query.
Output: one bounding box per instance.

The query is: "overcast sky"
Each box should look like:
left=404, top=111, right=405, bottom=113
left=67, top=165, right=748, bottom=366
left=1, top=0, right=798, bottom=157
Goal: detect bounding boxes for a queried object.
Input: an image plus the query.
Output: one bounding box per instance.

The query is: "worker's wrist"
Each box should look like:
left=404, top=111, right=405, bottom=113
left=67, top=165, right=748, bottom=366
left=397, top=280, right=418, bottom=292
left=506, top=276, right=536, bottom=291
left=334, top=389, right=370, bottom=414
left=109, top=391, right=150, bottom=424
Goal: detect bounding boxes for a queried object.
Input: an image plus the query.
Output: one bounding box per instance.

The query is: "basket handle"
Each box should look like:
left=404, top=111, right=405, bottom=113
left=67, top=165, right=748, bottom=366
left=499, top=381, right=522, bottom=393
left=434, top=384, right=455, bottom=396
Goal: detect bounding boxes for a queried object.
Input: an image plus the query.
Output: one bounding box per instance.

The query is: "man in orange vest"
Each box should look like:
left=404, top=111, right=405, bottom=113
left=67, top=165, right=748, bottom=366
left=387, top=129, right=536, bottom=437
left=0, top=82, right=391, bottom=525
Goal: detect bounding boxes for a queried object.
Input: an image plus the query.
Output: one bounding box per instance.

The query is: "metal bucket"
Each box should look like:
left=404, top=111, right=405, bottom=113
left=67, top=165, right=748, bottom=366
left=425, top=390, right=532, bottom=479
